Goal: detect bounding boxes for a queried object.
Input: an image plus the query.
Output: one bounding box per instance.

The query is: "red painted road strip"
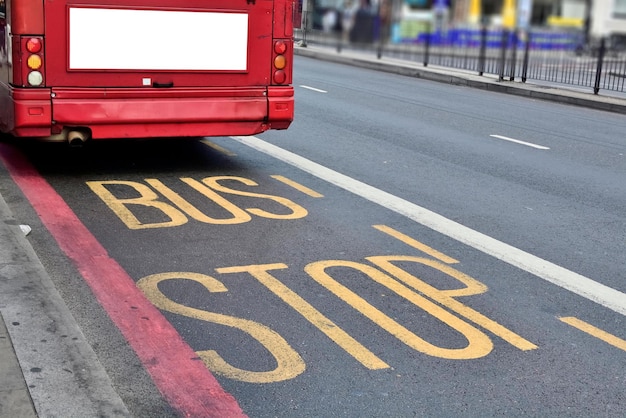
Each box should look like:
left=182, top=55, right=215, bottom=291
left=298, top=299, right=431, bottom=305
left=0, top=144, right=246, bottom=418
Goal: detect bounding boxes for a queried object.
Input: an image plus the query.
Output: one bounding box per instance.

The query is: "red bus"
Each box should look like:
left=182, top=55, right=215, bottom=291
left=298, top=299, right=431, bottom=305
left=0, top=0, right=294, bottom=144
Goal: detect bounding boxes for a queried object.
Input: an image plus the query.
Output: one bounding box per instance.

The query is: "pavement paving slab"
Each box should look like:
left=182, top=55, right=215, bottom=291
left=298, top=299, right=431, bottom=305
left=0, top=312, right=37, bottom=418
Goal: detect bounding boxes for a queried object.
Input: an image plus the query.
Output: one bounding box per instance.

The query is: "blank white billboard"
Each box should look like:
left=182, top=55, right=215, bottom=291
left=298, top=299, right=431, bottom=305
left=69, top=8, right=249, bottom=71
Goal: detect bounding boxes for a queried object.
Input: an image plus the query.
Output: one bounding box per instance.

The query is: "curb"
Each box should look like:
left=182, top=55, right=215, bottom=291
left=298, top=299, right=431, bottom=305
left=0, top=183, right=131, bottom=417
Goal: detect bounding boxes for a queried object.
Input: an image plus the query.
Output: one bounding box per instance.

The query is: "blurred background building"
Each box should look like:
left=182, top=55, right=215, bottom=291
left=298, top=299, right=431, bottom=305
left=302, top=0, right=626, bottom=48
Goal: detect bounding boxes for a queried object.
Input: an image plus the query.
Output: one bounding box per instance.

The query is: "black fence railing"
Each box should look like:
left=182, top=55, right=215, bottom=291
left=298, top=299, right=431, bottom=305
left=294, top=13, right=626, bottom=96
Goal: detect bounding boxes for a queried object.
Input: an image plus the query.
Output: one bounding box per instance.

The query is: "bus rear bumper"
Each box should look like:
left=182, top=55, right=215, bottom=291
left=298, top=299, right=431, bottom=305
left=1, top=89, right=54, bottom=137
left=50, top=86, right=294, bottom=139
left=3, top=86, right=293, bottom=140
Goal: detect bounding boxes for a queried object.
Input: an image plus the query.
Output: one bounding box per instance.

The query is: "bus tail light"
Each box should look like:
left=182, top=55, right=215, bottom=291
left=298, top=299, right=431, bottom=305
left=20, top=37, right=46, bottom=87
left=26, top=38, right=43, bottom=53
left=272, top=40, right=292, bottom=85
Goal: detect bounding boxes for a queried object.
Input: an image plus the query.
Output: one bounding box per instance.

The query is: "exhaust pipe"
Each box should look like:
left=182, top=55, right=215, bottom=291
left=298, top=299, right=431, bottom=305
left=67, top=130, right=90, bottom=147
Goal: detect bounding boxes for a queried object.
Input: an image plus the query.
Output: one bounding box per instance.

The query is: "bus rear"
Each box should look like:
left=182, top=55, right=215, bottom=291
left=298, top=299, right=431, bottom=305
left=0, top=0, right=294, bottom=142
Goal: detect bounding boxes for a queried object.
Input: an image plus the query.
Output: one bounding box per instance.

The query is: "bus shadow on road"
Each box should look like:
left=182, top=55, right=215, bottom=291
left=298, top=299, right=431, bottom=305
left=4, top=136, right=248, bottom=177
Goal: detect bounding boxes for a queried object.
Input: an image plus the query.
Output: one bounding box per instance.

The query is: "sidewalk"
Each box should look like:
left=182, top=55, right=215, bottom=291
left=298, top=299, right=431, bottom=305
left=294, top=44, right=626, bottom=115
left=0, top=189, right=129, bottom=417
left=1, top=45, right=625, bottom=418
left=0, top=311, right=36, bottom=417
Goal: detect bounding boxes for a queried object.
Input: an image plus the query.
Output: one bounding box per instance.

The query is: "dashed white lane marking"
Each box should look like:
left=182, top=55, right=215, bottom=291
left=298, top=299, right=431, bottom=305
left=490, top=134, right=550, bottom=150
left=300, top=85, right=328, bottom=93
left=232, top=135, right=626, bottom=317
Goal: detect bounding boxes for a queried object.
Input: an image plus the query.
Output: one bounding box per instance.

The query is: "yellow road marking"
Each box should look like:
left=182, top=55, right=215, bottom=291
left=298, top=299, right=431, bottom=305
left=203, top=176, right=308, bottom=220
left=137, top=272, right=306, bottom=383
left=559, top=317, right=626, bottom=352
left=87, top=180, right=188, bottom=229
left=271, top=175, right=324, bottom=198
left=149, top=178, right=252, bottom=224
left=374, top=225, right=459, bottom=264
left=369, top=255, right=537, bottom=351
left=200, top=139, right=237, bottom=156
left=306, top=259, right=494, bottom=359
left=217, top=263, right=390, bottom=370
left=89, top=176, right=309, bottom=229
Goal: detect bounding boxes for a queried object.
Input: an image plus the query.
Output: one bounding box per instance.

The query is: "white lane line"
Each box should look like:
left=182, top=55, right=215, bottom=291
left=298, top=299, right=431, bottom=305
left=231, top=135, right=626, bottom=317
left=300, top=85, right=328, bottom=93
left=490, top=134, right=550, bottom=150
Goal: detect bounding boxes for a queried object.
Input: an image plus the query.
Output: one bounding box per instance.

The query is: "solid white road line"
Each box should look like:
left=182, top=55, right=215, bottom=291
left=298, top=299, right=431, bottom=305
left=490, top=134, right=550, bottom=150
left=231, top=135, right=626, bottom=317
left=300, top=85, right=328, bottom=93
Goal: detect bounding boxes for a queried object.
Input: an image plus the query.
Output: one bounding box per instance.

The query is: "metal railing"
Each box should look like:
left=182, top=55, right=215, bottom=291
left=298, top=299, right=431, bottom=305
left=295, top=12, right=626, bottom=96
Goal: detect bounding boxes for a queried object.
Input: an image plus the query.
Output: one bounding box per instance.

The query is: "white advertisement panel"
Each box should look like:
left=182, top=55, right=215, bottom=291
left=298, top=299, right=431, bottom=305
left=69, top=8, right=249, bottom=71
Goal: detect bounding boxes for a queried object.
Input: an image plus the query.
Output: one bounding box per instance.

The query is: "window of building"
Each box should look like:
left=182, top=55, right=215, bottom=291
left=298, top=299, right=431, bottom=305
left=615, top=0, right=626, bottom=18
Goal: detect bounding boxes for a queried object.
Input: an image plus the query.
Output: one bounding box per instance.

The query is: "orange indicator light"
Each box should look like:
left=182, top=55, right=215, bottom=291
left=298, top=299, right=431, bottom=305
left=274, top=55, right=286, bottom=70
left=27, top=54, right=43, bottom=70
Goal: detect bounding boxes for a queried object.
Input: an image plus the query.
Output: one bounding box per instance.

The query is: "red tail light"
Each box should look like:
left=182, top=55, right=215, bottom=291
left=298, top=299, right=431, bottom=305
left=26, top=38, right=42, bottom=53
left=272, top=40, right=291, bottom=85
left=274, top=41, right=287, bottom=55
left=21, top=37, right=45, bottom=87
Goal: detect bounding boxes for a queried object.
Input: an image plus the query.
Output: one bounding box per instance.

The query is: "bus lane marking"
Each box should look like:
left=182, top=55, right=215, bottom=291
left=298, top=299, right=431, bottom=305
left=271, top=175, right=324, bottom=198
left=231, top=136, right=626, bottom=317
left=366, top=254, right=537, bottom=351
left=304, top=259, right=495, bottom=359
left=216, top=264, right=390, bottom=371
left=559, top=317, right=626, bottom=352
left=373, top=224, right=459, bottom=264
left=86, top=175, right=311, bottom=229
left=136, top=272, right=307, bottom=383
left=5, top=136, right=611, bottom=393
left=139, top=224, right=535, bottom=383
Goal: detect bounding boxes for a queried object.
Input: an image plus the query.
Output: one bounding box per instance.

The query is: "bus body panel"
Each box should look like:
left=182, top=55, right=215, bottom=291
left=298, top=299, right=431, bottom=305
left=43, top=0, right=274, bottom=88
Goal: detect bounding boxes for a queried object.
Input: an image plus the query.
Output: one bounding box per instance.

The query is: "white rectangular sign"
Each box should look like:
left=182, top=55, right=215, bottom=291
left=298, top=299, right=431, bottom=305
left=69, top=8, right=248, bottom=71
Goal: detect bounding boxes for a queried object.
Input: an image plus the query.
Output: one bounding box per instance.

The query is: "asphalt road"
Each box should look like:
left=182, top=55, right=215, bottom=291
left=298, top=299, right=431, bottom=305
left=1, top=55, right=625, bottom=417
left=271, top=56, right=626, bottom=294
